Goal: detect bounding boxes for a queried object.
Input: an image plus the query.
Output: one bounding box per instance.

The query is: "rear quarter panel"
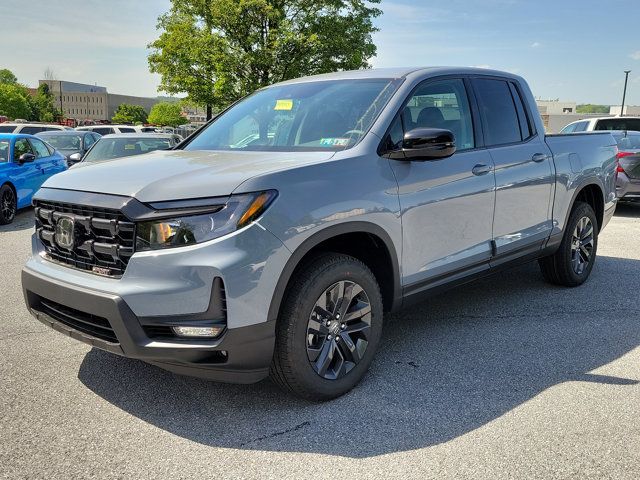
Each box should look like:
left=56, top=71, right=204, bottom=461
left=545, top=132, right=618, bottom=234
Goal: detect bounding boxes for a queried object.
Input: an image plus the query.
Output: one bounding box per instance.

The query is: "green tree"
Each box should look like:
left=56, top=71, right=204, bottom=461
left=576, top=104, right=610, bottom=114
left=31, top=83, right=62, bottom=122
left=0, top=83, right=32, bottom=120
left=0, top=68, right=18, bottom=85
left=148, top=0, right=381, bottom=119
left=148, top=102, right=188, bottom=126
left=112, top=104, right=148, bottom=124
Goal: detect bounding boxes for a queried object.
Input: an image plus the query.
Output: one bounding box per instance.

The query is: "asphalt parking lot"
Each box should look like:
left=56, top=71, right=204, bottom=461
left=1, top=206, right=640, bottom=479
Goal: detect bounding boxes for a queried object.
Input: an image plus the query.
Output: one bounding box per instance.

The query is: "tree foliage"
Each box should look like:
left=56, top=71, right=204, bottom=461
left=0, top=69, right=18, bottom=85
left=148, top=0, right=381, bottom=115
left=112, top=104, right=149, bottom=124
left=576, top=104, right=610, bottom=114
left=0, top=83, right=32, bottom=120
left=0, top=69, right=62, bottom=121
left=148, top=102, right=188, bottom=126
left=32, top=83, right=62, bottom=122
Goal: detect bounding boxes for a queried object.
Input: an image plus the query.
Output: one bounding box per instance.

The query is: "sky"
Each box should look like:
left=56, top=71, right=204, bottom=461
left=1, top=0, right=639, bottom=105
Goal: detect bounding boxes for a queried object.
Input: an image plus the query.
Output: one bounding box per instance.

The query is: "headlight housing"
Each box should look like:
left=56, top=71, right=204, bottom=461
left=135, top=190, right=277, bottom=251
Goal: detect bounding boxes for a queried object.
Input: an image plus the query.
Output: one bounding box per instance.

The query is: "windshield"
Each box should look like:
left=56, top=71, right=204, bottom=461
left=613, top=133, right=640, bottom=150
left=0, top=140, right=8, bottom=162
left=40, top=134, right=83, bottom=150
left=184, top=79, right=401, bottom=152
left=82, top=137, right=172, bottom=163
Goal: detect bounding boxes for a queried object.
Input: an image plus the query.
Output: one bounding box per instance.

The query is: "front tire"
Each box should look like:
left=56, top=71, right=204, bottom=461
left=270, top=253, right=383, bottom=401
left=538, top=201, right=598, bottom=287
left=0, top=184, right=16, bottom=225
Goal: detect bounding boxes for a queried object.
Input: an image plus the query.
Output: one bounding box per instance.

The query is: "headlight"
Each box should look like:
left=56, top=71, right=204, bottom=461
left=135, top=190, right=277, bottom=251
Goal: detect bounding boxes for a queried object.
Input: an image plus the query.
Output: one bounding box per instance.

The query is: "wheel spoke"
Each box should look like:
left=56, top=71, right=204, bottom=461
left=314, top=339, right=335, bottom=377
left=343, top=302, right=371, bottom=322
left=338, top=332, right=361, bottom=364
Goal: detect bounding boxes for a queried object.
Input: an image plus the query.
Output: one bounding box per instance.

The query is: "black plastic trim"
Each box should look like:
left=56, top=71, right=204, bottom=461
left=267, top=222, right=403, bottom=324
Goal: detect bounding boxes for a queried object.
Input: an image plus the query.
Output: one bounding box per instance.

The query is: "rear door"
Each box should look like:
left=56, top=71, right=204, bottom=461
left=386, top=77, right=496, bottom=289
left=471, top=77, right=554, bottom=260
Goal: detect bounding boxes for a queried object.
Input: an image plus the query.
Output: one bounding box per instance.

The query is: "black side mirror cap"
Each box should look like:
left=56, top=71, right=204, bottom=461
left=385, top=128, right=456, bottom=161
left=18, top=153, right=36, bottom=164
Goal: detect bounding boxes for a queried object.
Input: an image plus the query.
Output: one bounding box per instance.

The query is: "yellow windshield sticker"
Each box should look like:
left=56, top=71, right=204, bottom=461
left=274, top=99, right=293, bottom=111
left=124, top=144, right=135, bottom=150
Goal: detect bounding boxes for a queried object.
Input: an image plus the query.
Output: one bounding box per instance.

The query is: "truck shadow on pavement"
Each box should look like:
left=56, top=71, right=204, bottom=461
left=78, top=255, right=640, bottom=458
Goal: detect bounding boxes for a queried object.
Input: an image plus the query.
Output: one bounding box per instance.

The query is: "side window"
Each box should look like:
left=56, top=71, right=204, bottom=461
left=84, top=134, right=96, bottom=149
left=473, top=78, right=522, bottom=146
left=13, top=139, right=33, bottom=161
left=560, top=123, right=577, bottom=134
left=404, top=78, right=475, bottom=150
left=29, top=138, right=51, bottom=158
left=94, top=127, right=114, bottom=135
left=119, top=127, right=136, bottom=133
left=574, top=121, right=589, bottom=132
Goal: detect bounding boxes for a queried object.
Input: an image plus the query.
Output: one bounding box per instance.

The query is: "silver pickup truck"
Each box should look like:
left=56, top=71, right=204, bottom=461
left=22, top=67, right=618, bottom=400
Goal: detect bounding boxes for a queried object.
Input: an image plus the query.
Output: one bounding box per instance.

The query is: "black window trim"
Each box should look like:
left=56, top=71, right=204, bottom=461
left=377, top=74, right=484, bottom=158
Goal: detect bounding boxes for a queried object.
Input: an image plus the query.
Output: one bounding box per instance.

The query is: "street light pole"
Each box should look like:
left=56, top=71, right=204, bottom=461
left=621, top=70, right=631, bottom=117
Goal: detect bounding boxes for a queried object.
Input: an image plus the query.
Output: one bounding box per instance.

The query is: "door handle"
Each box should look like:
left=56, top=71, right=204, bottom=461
left=531, top=153, right=548, bottom=163
left=472, top=163, right=492, bottom=176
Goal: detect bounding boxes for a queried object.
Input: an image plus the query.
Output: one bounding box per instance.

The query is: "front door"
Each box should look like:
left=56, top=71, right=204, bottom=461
left=387, top=78, right=496, bottom=291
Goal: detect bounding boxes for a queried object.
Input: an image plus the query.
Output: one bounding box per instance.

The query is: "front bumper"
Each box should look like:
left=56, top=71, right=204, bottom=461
left=23, top=266, right=276, bottom=384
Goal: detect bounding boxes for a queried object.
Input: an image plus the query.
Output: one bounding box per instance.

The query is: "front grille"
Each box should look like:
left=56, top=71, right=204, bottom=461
left=34, top=200, right=135, bottom=276
left=37, top=298, right=119, bottom=343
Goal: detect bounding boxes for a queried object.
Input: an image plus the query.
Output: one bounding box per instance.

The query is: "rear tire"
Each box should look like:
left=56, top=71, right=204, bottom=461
left=0, top=184, right=16, bottom=225
left=270, top=253, right=383, bottom=401
left=538, top=201, right=598, bottom=287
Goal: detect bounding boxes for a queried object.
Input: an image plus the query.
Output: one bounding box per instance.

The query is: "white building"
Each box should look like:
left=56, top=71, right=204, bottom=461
left=609, top=105, right=640, bottom=116
left=536, top=100, right=577, bottom=115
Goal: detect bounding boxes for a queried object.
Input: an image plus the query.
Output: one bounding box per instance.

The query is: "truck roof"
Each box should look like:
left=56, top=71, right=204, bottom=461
left=273, top=66, right=523, bottom=86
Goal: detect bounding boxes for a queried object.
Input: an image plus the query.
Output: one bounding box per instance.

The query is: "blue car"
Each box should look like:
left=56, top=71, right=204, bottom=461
left=0, top=133, right=67, bottom=224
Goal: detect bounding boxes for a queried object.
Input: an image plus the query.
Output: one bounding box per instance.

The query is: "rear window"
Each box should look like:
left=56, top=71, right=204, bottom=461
left=595, top=118, right=640, bottom=132
left=20, top=126, right=43, bottom=134
left=613, top=133, right=640, bottom=150
left=0, top=125, right=16, bottom=133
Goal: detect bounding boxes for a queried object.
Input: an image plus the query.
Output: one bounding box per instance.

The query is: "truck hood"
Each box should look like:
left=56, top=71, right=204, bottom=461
left=43, top=149, right=335, bottom=202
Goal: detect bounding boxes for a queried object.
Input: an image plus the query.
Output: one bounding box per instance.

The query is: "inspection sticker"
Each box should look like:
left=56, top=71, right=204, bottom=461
left=320, top=138, right=350, bottom=147
left=274, top=99, right=294, bottom=111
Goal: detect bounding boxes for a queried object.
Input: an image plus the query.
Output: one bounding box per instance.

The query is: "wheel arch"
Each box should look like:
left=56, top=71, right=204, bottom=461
left=267, top=222, right=403, bottom=324
left=570, top=181, right=605, bottom=232
left=1, top=181, right=17, bottom=204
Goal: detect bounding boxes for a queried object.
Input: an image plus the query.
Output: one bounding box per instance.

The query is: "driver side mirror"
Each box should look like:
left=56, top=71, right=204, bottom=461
left=18, top=153, right=36, bottom=164
left=385, top=128, right=456, bottom=161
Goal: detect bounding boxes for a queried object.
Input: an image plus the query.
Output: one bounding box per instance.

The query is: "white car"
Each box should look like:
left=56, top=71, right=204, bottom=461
left=76, top=124, right=153, bottom=135
left=0, top=123, right=72, bottom=134
left=560, top=116, right=640, bottom=133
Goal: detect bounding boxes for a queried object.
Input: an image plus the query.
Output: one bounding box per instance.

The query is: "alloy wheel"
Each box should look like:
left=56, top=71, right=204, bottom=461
left=306, top=280, right=372, bottom=380
left=1, top=188, right=15, bottom=221
left=571, top=216, right=594, bottom=275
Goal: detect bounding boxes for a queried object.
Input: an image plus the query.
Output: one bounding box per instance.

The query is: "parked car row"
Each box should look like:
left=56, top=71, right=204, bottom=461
left=560, top=116, right=640, bottom=133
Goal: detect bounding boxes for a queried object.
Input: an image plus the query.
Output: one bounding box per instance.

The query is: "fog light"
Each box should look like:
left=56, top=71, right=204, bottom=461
left=172, top=326, right=224, bottom=338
